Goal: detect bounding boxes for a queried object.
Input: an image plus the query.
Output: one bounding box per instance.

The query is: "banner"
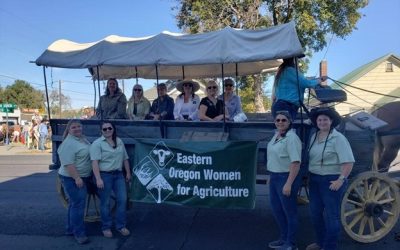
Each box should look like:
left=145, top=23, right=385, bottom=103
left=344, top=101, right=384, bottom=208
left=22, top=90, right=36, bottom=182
left=130, top=139, right=257, bottom=209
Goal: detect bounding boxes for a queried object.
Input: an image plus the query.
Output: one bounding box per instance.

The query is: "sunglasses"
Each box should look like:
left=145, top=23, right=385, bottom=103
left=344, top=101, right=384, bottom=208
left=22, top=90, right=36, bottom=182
left=102, top=127, right=113, bottom=131
left=224, top=84, right=233, bottom=87
left=207, top=86, right=218, bottom=90
left=183, top=84, right=192, bottom=87
left=134, top=89, right=142, bottom=92
left=275, top=119, right=288, bottom=123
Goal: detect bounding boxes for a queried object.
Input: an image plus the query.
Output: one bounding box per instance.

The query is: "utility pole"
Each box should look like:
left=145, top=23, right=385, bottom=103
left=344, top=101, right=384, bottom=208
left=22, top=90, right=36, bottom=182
left=59, top=80, right=62, bottom=118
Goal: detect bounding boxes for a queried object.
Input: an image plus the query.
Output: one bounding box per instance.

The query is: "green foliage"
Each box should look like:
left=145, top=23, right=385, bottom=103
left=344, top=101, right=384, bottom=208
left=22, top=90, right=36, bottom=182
left=49, top=89, right=72, bottom=118
left=173, top=0, right=368, bottom=111
left=0, top=80, right=45, bottom=109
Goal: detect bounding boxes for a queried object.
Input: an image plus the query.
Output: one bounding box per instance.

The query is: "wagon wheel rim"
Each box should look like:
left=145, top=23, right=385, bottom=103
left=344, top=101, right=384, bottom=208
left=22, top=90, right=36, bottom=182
left=341, top=171, right=400, bottom=243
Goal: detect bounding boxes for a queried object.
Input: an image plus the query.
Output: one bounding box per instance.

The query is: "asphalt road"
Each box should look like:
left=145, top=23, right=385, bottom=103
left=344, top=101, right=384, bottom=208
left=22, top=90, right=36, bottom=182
left=0, top=151, right=399, bottom=250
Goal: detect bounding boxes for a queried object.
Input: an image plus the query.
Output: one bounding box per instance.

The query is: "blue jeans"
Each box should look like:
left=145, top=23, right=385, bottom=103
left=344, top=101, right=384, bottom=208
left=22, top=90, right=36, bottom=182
left=272, top=100, right=299, bottom=121
left=269, top=172, right=301, bottom=246
left=96, top=171, right=127, bottom=231
left=60, top=175, right=90, bottom=237
left=309, top=174, right=347, bottom=250
left=39, top=134, right=47, bottom=150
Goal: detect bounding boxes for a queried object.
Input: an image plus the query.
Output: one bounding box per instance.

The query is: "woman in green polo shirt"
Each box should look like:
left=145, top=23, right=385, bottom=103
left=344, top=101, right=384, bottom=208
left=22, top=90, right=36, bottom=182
left=58, top=119, right=92, bottom=245
left=267, top=111, right=302, bottom=250
left=306, top=108, right=354, bottom=250
left=90, top=121, right=131, bottom=238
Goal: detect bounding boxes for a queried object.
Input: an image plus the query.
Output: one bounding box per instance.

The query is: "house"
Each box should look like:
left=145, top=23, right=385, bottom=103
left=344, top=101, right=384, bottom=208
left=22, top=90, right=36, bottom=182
left=331, top=53, right=400, bottom=115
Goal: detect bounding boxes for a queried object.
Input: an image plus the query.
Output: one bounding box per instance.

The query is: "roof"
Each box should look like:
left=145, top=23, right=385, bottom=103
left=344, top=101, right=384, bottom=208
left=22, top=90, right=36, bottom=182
left=35, top=22, right=304, bottom=80
left=332, top=53, right=400, bottom=88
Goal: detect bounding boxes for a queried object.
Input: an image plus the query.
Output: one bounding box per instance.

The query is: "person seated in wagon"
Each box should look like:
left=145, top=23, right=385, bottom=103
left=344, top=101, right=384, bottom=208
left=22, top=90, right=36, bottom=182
left=148, top=83, right=175, bottom=120
left=127, top=83, right=151, bottom=120
left=173, top=79, right=201, bottom=121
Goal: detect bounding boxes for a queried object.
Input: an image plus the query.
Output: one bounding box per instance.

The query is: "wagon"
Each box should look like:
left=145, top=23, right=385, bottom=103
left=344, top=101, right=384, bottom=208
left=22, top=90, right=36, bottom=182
left=34, top=21, right=400, bottom=243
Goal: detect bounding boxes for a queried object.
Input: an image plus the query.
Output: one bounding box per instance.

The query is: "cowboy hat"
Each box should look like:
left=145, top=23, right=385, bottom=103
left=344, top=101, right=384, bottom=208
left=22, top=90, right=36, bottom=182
left=176, top=79, right=200, bottom=92
left=309, top=107, right=342, bottom=128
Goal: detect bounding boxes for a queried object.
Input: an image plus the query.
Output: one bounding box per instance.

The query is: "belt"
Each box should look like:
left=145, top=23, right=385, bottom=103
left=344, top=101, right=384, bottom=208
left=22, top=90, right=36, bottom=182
left=100, top=170, right=122, bottom=175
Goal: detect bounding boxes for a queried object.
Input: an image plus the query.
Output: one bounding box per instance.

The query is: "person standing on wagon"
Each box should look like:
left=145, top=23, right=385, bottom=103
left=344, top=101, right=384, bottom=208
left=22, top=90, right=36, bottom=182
left=271, top=57, right=326, bottom=121
left=267, top=111, right=302, bottom=250
left=96, top=78, right=128, bottom=119
left=306, top=107, right=354, bottom=250
left=90, top=121, right=131, bottom=238
left=57, top=119, right=92, bottom=245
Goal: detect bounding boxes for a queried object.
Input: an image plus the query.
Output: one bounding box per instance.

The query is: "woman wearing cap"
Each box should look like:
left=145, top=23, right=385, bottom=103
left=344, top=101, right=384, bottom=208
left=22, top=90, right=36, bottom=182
left=96, top=78, right=128, bottom=119
left=199, top=80, right=228, bottom=121
left=267, top=111, right=302, bottom=250
left=218, top=79, right=243, bottom=121
left=127, top=84, right=151, bottom=120
left=271, top=57, right=326, bottom=121
left=173, top=79, right=201, bottom=121
left=306, top=107, right=354, bottom=250
left=90, top=121, right=131, bottom=238
left=58, top=119, right=91, bottom=244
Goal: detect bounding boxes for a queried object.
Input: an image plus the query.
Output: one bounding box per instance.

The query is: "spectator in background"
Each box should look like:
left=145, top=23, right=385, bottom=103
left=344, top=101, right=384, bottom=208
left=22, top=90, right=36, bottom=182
left=218, top=78, right=243, bottom=121
left=31, top=111, right=42, bottom=124
left=148, top=83, right=174, bottom=120
left=96, top=78, right=128, bottom=119
left=127, top=84, right=151, bottom=120
left=23, top=122, right=30, bottom=147
left=38, top=119, right=49, bottom=151
left=173, top=79, right=200, bottom=121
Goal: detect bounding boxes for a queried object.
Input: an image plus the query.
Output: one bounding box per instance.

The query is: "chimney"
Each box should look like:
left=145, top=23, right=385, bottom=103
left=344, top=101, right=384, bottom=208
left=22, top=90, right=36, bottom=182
left=319, top=60, right=327, bottom=86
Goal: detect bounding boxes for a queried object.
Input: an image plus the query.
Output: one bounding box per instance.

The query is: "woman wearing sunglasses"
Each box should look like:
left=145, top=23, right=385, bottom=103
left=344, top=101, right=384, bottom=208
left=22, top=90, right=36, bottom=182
left=57, top=119, right=91, bottom=244
left=173, top=79, right=201, bottom=121
left=267, top=111, right=302, bottom=250
left=218, top=78, right=243, bottom=121
left=127, top=84, right=151, bottom=120
left=90, top=122, right=131, bottom=238
left=199, top=80, right=228, bottom=121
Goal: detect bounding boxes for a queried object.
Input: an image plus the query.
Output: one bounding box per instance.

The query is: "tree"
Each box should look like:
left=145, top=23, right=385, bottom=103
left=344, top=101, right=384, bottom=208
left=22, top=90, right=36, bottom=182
left=49, top=89, right=72, bottom=118
left=0, top=80, right=45, bottom=109
left=174, top=0, right=368, bottom=112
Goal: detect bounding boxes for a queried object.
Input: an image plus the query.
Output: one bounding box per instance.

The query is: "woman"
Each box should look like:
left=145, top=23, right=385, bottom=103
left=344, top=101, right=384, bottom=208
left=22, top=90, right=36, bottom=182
left=218, top=78, right=243, bottom=121
left=267, top=111, right=302, bottom=250
left=127, top=84, right=151, bottom=120
left=271, top=57, right=326, bottom=120
left=199, top=80, right=228, bottom=121
left=57, top=119, right=92, bottom=244
left=306, top=107, right=354, bottom=250
left=96, top=78, right=128, bottom=119
left=90, top=121, right=131, bottom=238
left=173, top=79, right=201, bottom=121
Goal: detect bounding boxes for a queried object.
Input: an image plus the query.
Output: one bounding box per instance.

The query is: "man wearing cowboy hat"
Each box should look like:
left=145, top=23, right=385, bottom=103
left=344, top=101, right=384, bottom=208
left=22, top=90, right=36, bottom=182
left=173, top=79, right=201, bottom=121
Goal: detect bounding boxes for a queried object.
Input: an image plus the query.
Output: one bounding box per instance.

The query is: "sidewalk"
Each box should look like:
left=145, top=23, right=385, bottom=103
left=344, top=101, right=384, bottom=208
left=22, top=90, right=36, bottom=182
left=0, top=143, right=52, bottom=155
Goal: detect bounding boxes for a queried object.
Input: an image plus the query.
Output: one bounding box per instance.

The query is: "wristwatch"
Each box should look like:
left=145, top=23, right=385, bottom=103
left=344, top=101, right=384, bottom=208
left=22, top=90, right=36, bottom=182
left=339, top=175, right=347, bottom=182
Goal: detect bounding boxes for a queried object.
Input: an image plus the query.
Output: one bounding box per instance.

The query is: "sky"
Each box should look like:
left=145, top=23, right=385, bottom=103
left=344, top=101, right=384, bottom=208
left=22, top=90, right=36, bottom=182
left=1, top=0, right=399, bottom=109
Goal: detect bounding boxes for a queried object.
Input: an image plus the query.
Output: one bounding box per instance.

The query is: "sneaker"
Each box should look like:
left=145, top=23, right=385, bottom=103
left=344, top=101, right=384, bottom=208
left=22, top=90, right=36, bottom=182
left=278, top=244, right=298, bottom=250
left=306, top=243, right=321, bottom=250
left=268, top=239, right=285, bottom=249
left=74, top=236, right=89, bottom=244
left=118, top=227, right=130, bottom=236
left=102, top=229, right=113, bottom=238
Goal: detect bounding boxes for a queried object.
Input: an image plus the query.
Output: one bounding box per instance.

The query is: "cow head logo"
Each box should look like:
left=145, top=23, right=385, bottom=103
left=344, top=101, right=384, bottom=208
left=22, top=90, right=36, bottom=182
left=152, top=149, right=171, bottom=167
left=149, top=141, right=174, bottom=169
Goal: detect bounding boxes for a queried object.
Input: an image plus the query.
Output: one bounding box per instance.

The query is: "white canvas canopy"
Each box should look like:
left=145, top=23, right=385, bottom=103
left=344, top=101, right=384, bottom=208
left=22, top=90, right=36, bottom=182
left=35, top=21, right=304, bottom=80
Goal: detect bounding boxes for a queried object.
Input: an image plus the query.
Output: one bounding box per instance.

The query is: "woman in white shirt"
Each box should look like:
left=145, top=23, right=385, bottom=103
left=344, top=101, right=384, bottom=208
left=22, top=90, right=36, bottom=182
left=173, top=79, right=201, bottom=121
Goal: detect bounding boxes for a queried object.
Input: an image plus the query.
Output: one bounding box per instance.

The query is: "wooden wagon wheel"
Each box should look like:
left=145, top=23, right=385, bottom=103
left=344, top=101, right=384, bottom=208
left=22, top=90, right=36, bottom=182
left=341, top=171, right=400, bottom=243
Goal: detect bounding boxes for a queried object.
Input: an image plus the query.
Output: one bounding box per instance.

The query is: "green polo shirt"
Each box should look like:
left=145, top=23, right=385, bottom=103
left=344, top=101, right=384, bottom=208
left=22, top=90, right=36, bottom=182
left=267, top=129, right=302, bottom=173
left=90, top=136, right=129, bottom=172
left=308, top=129, right=355, bottom=175
left=58, top=134, right=92, bottom=177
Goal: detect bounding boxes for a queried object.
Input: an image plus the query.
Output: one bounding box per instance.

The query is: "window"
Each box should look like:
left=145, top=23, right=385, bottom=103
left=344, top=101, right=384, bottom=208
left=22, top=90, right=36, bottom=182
left=386, top=62, right=393, bottom=72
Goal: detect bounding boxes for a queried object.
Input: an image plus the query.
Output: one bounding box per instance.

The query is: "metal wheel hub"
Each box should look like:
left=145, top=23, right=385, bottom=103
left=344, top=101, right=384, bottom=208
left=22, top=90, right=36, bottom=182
left=364, top=201, right=383, bottom=218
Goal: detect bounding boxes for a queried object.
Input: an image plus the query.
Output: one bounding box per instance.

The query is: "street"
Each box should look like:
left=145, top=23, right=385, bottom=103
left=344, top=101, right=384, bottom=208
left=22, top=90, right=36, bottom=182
left=0, top=149, right=399, bottom=250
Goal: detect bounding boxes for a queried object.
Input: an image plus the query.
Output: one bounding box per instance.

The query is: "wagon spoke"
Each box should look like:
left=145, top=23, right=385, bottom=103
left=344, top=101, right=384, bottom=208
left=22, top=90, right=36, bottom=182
left=377, top=217, right=387, bottom=227
left=348, top=213, right=364, bottom=229
left=383, top=209, right=395, bottom=216
left=363, top=180, right=369, bottom=199
left=369, top=179, right=380, bottom=199
left=375, top=186, right=390, bottom=201
left=344, top=208, right=363, bottom=217
left=358, top=216, right=367, bottom=235
left=368, top=217, right=375, bottom=235
left=377, top=198, right=395, bottom=205
left=346, top=198, right=363, bottom=207
left=353, top=187, right=365, bottom=202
